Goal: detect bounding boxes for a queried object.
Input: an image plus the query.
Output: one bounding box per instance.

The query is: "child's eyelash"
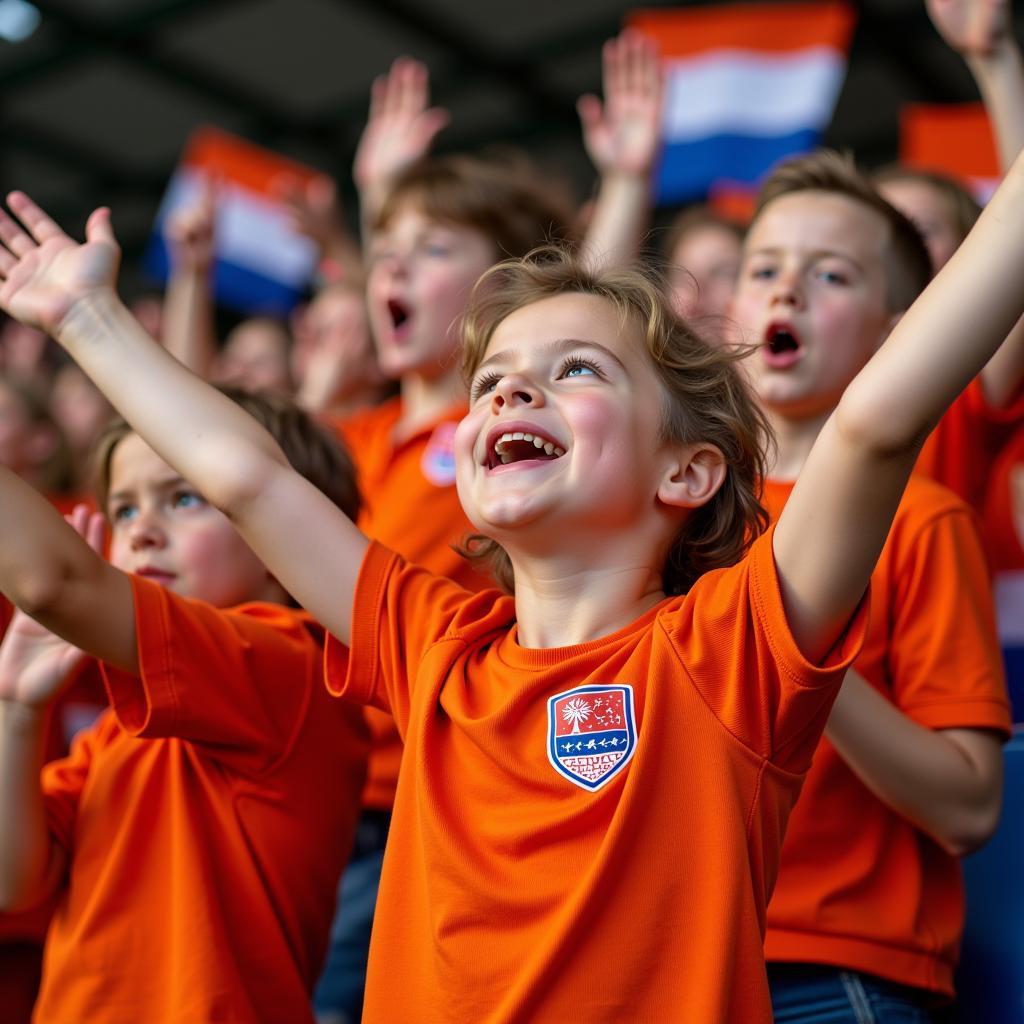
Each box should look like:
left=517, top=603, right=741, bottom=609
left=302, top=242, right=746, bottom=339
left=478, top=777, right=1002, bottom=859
left=470, top=371, right=503, bottom=401
left=560, top=355, right=604, bottom=378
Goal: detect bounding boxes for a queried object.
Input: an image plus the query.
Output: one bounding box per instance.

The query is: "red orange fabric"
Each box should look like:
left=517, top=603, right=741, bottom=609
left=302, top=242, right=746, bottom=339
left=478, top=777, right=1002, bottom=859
left=33, top=578, right=369, bottom=1024
left=982, top=427, right=1024, bottom=573
left=324, top=528, right=868, bottom=1022
left=333, top=397, right=488, bottom=810
left=763, top=476, right=1010, bottom=996
left=914, top=378, right=1024, bottom=511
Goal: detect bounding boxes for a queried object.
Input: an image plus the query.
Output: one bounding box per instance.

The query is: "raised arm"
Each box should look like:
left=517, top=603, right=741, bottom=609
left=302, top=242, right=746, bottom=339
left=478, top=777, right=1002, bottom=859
left=161, top=181, right=219, bottom=376
left=0, top=194, right=368, bottom=645
left=928, top=0, right=1024, bottom=405
left=773, top=147, right=1024, bottom=661
left=0, top=505, right=108, bottom=910
left=579, top=29, right=664, bottom=271
left=353, top=57, right=450, bottom=243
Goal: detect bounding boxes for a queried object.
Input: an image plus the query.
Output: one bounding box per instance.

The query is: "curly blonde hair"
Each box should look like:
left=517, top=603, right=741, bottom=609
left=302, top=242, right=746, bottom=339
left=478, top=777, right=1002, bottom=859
left=458, top=248, right=771, bottom=595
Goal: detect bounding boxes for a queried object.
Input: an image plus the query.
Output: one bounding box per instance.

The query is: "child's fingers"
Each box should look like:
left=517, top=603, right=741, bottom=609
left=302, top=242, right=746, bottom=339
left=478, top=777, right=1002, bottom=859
left=0, top=246, right=15, bottom=278
left=85, top=511, right=107, bottom=555
left=84, top=207, right=116, bottom=247
left=0, top=204, right=38, bottom=258
left=64, top=503, right=92, bottom=537
left=7, top=191, right=67, bottom=245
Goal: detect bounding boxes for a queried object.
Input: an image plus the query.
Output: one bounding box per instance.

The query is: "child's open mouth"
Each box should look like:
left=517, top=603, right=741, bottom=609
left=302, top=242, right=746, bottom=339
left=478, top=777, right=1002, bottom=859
left=485, top=429, right=566, bottom=470
left=387, top=298, right=411, bottom=335
left=763, top=323, right=803, bottom=367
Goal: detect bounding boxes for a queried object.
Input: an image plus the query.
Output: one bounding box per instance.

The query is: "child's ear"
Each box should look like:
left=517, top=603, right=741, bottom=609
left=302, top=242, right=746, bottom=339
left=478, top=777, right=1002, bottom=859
left=658, top=443, right=727, bottom=510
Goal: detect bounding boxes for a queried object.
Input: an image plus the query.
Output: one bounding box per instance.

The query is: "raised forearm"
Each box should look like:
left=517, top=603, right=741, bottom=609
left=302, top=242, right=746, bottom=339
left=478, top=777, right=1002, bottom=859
left=161, top=264, right=218, bottom=376
left=56, top=289, right=290, bottom=515
left=0, top=701, right=62, bottom=909
left=581, top=172, right=652, bottom=271
left=825, top=670, right=1003, bottom=855
left=968, top=39, right=1024, bottom=172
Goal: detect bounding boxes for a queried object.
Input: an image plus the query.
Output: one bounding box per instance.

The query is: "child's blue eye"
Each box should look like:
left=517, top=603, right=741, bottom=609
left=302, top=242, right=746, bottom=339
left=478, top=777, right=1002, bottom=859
left=172, top=491, right=204, bottom=510
left=561, top=357, right=601, bottom=379
left=111, top=503, right=136, bottom=523
left=470, top=372, right=502, bottom=401
left=749, top=265, right=776, bottom=280
left=816, top=269, right=847, bottom=285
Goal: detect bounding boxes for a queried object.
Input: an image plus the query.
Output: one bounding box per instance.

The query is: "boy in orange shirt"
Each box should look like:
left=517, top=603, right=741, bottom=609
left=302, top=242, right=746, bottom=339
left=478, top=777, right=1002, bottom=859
left=314, top=38, right=664, bottom=1021
left=6, top=122, right=1024, bottom=1019
left=0, top=391, right=369, bottom=1023
left=729, top=151, right=1010, bottom=1018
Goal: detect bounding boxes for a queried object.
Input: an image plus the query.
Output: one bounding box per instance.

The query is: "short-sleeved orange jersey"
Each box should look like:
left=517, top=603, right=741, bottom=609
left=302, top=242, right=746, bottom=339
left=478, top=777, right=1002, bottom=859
left=323, top=528, right=868, bottom=1023
left=983, top=427, right=1024, bottom=573
left=33, top=577, right=369, bottom=1024
left=914, top=378, right=1024, bottom=510
left=333, top=397, right=490, bottom=810
left=763, top=476, right=1010, bottom=996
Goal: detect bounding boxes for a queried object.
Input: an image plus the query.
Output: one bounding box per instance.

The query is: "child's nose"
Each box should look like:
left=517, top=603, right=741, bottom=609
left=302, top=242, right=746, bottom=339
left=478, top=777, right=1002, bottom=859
left=771, top=269, right=804, bottom=308
left=128, top=510, right=166, bottom=549
left=491, top=372, right=541, bottom=410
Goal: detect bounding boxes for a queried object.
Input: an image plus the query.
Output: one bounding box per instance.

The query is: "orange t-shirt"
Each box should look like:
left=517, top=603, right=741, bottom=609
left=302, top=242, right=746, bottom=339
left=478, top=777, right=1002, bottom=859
left=323, top=528, right=868, bottom=1023
left=763, top=476, right=1011, bottom=996
left=33, top=577, right=369, bottom=1024
left=913, top=377, right=1024, bottom=510
left=334, top=397, right=489, bottom=810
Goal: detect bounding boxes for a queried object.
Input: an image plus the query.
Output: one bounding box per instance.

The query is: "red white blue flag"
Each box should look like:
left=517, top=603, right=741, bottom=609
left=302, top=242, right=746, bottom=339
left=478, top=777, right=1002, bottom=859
left=145, top=127, right=319, bottom=315
left=631, top=2, right=856, bottom=204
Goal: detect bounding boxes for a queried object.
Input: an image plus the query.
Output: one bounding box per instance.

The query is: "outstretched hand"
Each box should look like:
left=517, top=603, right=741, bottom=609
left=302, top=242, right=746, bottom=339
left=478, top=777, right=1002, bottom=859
left=0, top=192, right=120, bottom=339
left=578, top=29, right=664, bottom=178
left=0, top=505, right=105, bottom=709
left=166, top=181, right=217, bottom=273
left=926, top=0, right=1013, bottom=58
left=353, top=57, right=450, bottom=196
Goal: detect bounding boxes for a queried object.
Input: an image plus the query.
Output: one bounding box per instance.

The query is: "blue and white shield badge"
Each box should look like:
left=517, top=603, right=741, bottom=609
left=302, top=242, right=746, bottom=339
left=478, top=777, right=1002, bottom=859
left=547, top=685, right=637, bottom=791
left=421, top=421, right=458, bottom=486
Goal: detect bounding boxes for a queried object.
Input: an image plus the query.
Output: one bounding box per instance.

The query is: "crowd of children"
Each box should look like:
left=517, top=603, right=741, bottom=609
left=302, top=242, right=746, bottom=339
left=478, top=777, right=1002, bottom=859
left=0, top=1, right=1021, bottom=1021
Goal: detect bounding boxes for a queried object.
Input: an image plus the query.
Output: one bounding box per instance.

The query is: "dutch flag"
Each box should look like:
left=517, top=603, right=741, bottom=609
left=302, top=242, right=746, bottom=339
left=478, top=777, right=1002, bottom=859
left=900, top=102, right=1000, bottom=203
left=145, top=127, right=319, bottom=316
left=631, top=1, right=856, bottom=204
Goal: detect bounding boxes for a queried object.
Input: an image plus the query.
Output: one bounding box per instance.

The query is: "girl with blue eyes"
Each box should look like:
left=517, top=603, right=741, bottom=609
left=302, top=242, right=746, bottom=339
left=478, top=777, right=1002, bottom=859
left=0, top=389, right=371, bottom=1023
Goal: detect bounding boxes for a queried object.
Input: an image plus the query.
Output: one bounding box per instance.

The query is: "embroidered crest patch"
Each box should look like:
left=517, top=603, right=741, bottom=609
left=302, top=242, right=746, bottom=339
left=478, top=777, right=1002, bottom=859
left=421, top=421, right=458, bottom=486
left=547, top=685, right=637, bottom=791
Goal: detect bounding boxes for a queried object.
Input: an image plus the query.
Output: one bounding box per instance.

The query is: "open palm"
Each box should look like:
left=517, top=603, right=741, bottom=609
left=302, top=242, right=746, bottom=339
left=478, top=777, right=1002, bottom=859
left=0, top=193, right=120, bottom=338
left=579, top=30, right=664, bottom=177
left=0, top=506, right=105, bottom=708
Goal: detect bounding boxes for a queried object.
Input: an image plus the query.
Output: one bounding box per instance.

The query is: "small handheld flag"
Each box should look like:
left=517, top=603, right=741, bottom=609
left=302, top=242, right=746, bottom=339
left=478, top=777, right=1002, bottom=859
left=145, top=127, right=320, bottom=316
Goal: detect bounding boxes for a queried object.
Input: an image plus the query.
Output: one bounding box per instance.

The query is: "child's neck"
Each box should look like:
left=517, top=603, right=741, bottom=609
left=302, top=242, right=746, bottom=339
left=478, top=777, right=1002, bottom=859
left=394, top=364, right=466, bottom=443
left=510, top=552, right=667, bottom=649
left=764, top=406, right=834, bottom=481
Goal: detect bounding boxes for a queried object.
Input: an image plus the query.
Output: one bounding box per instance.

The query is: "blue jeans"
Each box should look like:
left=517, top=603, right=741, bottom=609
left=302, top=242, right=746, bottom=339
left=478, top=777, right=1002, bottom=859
left=312, top=809, right=390, bottom=1024
left=768, top=964, right=934, bottom=1024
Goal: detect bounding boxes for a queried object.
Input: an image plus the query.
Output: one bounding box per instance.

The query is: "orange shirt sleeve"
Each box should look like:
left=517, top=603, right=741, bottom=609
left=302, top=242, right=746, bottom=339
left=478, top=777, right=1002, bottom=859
left=325, top=541, right=514, bottom=733
left=666, top=527, right=870, bottom=775
left=40, top=712, right=114, bottom=852
left=888, top=502, right=1011, bottom=733
left=101, top=576, right=330, bottom=775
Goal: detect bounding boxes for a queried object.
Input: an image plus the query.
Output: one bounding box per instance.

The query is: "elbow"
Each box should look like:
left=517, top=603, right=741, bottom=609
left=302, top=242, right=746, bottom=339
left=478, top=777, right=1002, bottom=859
left=834, top=384, right=931, bottom=461
left=935, top=798, right=1003, bottom=859
left=8, top=566, right=71, bottom=622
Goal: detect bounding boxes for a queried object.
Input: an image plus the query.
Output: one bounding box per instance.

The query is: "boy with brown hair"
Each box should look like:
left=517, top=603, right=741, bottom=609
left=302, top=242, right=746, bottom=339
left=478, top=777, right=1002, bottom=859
left=0, top=389, right=369, bottom=1023
left=730, top=148, right=1010, bottom=1018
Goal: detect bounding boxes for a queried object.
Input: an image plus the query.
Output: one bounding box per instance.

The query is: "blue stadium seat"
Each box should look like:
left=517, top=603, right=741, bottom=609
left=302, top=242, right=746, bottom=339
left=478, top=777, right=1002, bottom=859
left=954, top=730, right=1024, bottom=1022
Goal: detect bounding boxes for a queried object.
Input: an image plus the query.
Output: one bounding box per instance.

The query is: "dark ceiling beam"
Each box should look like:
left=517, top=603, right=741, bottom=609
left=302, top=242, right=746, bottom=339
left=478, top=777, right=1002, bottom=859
left=14, top=0, right=338, bottom=146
